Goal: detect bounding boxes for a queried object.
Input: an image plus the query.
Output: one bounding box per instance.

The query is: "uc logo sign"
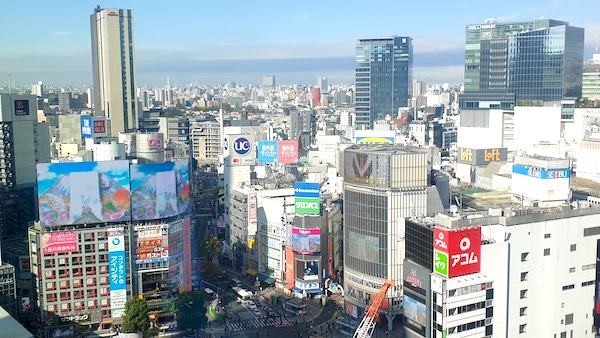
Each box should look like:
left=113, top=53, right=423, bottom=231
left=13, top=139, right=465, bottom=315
left=233, top=137, right=251, bottom=155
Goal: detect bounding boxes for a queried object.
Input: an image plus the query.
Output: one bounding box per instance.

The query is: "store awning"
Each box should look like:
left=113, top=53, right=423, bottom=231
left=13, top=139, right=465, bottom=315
left=284, top=283, right=295, bottom=290
left=246, top=269, right=257, bottom=276
left=265, top=277, right=276, bottom=284
left=280, top=281, right=288, bottom=286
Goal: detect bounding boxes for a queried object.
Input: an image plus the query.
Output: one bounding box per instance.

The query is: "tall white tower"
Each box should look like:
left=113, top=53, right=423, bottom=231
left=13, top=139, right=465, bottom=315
left=90, top=7, right=139, bottom=136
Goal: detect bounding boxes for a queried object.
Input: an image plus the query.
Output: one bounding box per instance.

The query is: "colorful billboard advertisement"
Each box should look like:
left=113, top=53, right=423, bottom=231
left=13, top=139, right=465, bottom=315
left=355, top=130, right=395, bottom=144
left=296, top=260, right=319, bottom=281
left=130, top=160, right=190, bottom=221
left=228, top=134, right=256, bottom=166
left=37, top=161, right=131, bottom=227
left=41, top=231, right=79, bottom=255
left=248, top=192, right=257, bottom=221
left=278, top=140, right=299, bottom=164
left=294, top=182, right=320, bottom=214
left=81, top=116, right=93, bottom=138
left=257, top=140, right=278, bottom=163
left=344, top=151, right=391, bottom=187
left=285, top=247, right=295, bottom=286
left=291, top=228, right=321, bottom=254
left=512, top=165, right=571, bottom=179
left=457, top=147, right=508, bottom=165
left=433, top=227, right=481, bottom=278
left=93, top=119, right=107, bottom=136
left=348, top=231, right=379, bottom=263
left=403, top=295, right=427, bottom=327
left=294, top=182, right=320, bottom=198
left=134, top=224, right=169, bottom=264
left=108, top=229, right=127, bottom=318
left=183, top=217, right=192, bottom=292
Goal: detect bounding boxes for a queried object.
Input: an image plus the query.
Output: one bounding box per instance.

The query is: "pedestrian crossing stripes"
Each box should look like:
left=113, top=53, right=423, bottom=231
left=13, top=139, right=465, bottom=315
left=228, top=316, right=290, bottom=332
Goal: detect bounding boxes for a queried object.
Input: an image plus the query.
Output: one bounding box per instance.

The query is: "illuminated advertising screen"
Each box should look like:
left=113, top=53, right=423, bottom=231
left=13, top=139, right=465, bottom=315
left=37, top=161, right=131, bottom=227
left=257, top=140, right=278, bottom=163
left=291, top=228, right=321, bottom=254
left=130, top=160, right=190, bottom=221
left=403, top=295, right=427, bottom=327
left=41, top=231, right=78, bottom=255
left=512, top=165, right=571, bottom=179
left=278, top=140, right=299, bottom=164
left=343, top=151, right=390, bottom=187
left=108, top=229, right=126, bottom=318
left=81, top=116, right=93, bottom=138
left=348, top=231, right=379, bottom=263
left=433, top=227, right=481, bottom=278
left=296, top=260, right=319, bottom=281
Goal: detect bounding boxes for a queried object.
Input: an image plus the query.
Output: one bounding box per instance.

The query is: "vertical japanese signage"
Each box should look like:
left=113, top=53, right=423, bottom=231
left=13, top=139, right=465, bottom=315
left=294, top=182, right=320, bottom=215
left=108, top=229, right=127, bottom=318
left=248, top=192, right=257, bottom=221
left=278, top=140, right=299, bottom=164
left=594, top=239, right=600, bottom=330
left=433, top=227, right=481, bottom=278
left=257, top=140, right=278, bottom=163
left=183, top=218, right=192, bottom=292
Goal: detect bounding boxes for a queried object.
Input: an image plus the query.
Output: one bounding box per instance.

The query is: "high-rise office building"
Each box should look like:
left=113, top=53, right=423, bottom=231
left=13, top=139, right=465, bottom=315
left=262, top=75, right=276, bottom=91
left=91, top=7, right=139, bottom=136
left=582, top=54, right=600, bottom=105
left=461, top=19, right=584, bottom=110
left=355, top=36, right=413, bottom=128
left=318, top=77, right=328, bottom=93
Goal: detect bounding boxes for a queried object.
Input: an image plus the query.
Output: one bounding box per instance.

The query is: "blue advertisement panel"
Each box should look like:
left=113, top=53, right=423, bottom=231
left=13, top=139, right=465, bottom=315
left=108, top=230, right=127, bottom=317
left=81, top=116, right=93, bottom=138
left=257, top=140, right=279, bottom=163
left=37, top=161, right=131, bottom=227
left=130, top=161, right=190, bottom=221
left=512, top=165, right=571, bottom=179
left=294, top=182, right=320, bottom=198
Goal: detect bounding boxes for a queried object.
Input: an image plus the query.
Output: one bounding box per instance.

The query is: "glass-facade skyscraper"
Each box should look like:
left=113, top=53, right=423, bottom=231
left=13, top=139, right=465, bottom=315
left=355, top=36, right=413, bottom=128
left=461, top=19, right=584, bottom=110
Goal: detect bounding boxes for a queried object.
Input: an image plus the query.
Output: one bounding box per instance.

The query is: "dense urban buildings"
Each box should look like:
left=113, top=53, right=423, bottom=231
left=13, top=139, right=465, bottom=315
left=355, top=36, right=413, bottom=128
left=91, top=7, right=139, bottom=136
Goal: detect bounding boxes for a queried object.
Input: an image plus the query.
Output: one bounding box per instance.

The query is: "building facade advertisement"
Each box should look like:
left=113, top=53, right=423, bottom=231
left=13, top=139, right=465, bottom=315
left=41, top=231, right=79, bottom=255
left=512, top=165, right=571, bottom=179
left=403, top=295, right=427, bottom=327
left=595, top=239, right=600, bottom=329
left=296, top=260, right=319, bottom=281
left=295, top=197, right=320, bottom=214
left=347, top=231, right=379, bottom=263
left=291, top=228, right=321, bottom=254
left=37, top=161, right=131, bottom=227
left=257, top=140, right=278, bottom=163
left=108, top=230, right=127, bottom=318
left=294, top=182, right=320, bottom=198
left=433, top=227, right=481, bottom=278
left=228, top=135, right=256, bottom=166
left=135, top=225, right=169, bottom=265
left=356, top=136, right=394, bottom=144
left=457, top=147, right=508, bottom=165
left=14, top=99, right=29, bottom=116
left=343, top=152, right=390, bottom=187
left=93, top=119, right=107, bottom=136
left=183, top=217, right=192, bottom=292
left=278, top=140, right=299, bottom=164
left=248, top=192, right=257, bottom=221
left=285, top=247, right=295, bottom=286
left=81, top=116, right=93, bottom=138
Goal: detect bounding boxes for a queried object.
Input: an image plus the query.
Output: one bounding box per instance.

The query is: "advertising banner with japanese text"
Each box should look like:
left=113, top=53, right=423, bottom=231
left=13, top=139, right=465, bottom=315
left=108, top=229, right=127, bottom=317
left=278, top=140, right=299, bottom=164
left=291, top=228, right=321, bottom=254
left=42, top=231, right=79, bottom=255
left=257, top=140, right=278, bottom=163
left=433, top=227, right=481, bottom=278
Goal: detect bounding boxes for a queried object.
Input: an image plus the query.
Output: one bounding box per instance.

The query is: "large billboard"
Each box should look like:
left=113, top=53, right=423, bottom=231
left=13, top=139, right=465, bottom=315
left=403, top=295, right=427, bottom=327
left=344, top=151, right=390, bottom=187
left=348, top=231, right=379, bottom=263
left=41, top=231, right=79, bottom=255
left=291, top=228, right=321, bottom=254
left=433, top=227, right=481, bottom=278
left=130, top=160, right=190, bottom=221
left=296, top=260, right=319, bottom=281
left=81, top=116, right=107, bottom=138
left=37, top=161, right=131, bottom=227
left=278, top=140, right=299, bottom=164
left=228, top=135, right=256, bottom=166
left=355, top=130, right=395, bottom=144
left=512, top=165, right=571, bottom=179
left=108, top=229, right=127, bottom=318
left=294, top=182, right=320, bottom=214
left=134, top=224, right=169, bottom=264
left=457, top=147, right=508, bottom=165
left=257, top=140, right=278, bottom=163
left=81, top=116, right=93, bottom=138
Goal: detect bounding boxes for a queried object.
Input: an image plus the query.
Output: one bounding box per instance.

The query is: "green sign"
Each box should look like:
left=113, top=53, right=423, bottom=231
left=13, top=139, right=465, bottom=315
left=434, top=250, right=448, bottom=276
left=295, top=197, right=320, bottom=214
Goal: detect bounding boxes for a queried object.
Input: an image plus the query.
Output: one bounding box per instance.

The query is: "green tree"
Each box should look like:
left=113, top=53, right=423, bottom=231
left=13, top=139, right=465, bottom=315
left=176, top=291, right=208, bottom=332
left=201, top=260, right=221, bottom=282
left=201, top=236, right=223, bottom=262
left=121, top=298, right=150, bottom=333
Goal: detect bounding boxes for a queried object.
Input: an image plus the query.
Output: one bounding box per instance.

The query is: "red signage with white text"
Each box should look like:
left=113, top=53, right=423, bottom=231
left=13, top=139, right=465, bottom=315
left=278, top=140, right=299, bottom=164
left=93, top=120, right=107, bottom=136
left=434, top=227, right=481, bottom=278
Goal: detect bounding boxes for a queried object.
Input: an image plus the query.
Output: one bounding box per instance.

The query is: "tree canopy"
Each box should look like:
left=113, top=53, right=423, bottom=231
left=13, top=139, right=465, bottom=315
left=121, top=298, right=150, bottom=333
left=202, top=236, right=223, bottom=261
left=176, top=291, right=208, bottom=332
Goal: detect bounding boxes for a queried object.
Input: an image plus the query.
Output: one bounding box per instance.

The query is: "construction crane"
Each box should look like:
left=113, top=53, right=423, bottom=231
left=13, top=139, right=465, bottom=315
left=352, top=280, right=395, bottom=338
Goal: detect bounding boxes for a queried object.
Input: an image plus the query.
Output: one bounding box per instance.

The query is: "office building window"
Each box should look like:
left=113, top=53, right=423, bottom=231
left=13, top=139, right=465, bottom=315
left=544, top=248, right=551, bottom=256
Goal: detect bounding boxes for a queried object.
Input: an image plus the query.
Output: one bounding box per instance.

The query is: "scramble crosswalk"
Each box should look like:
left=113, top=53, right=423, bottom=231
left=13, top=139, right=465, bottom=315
left=228, top=316, right=290, bottom=332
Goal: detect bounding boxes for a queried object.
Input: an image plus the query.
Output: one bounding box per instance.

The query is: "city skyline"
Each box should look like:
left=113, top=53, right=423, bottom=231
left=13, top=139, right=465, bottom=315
left=1, top=1, right=599, bottom=86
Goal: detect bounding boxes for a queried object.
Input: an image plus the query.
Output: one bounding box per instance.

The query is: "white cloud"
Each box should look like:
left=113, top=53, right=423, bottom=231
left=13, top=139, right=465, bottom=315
left=37, top=165, right=57, bottom=181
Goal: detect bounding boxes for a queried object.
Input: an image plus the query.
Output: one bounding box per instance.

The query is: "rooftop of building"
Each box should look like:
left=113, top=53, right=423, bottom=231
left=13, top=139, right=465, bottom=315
left=0, top=306, right=33, bottom=338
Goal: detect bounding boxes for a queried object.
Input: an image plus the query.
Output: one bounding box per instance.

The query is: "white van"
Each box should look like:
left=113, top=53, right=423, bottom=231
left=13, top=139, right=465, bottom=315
left=231, top=278, right=242, bottom=287
left=204, top=288, right=215, bottom=299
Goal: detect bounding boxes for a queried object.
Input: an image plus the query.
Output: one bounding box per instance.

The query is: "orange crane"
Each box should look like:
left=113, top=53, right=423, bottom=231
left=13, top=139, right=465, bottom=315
left=352, top=280, right=395, bottom=338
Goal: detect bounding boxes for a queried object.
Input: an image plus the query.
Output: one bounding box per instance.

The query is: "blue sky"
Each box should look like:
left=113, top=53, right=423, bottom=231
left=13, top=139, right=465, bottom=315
left=1, top=0, right=599, bottom=86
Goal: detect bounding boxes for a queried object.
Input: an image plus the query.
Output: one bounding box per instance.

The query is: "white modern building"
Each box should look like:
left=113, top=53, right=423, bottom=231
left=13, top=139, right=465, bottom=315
left=91, top=7, right=139, bottom=136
